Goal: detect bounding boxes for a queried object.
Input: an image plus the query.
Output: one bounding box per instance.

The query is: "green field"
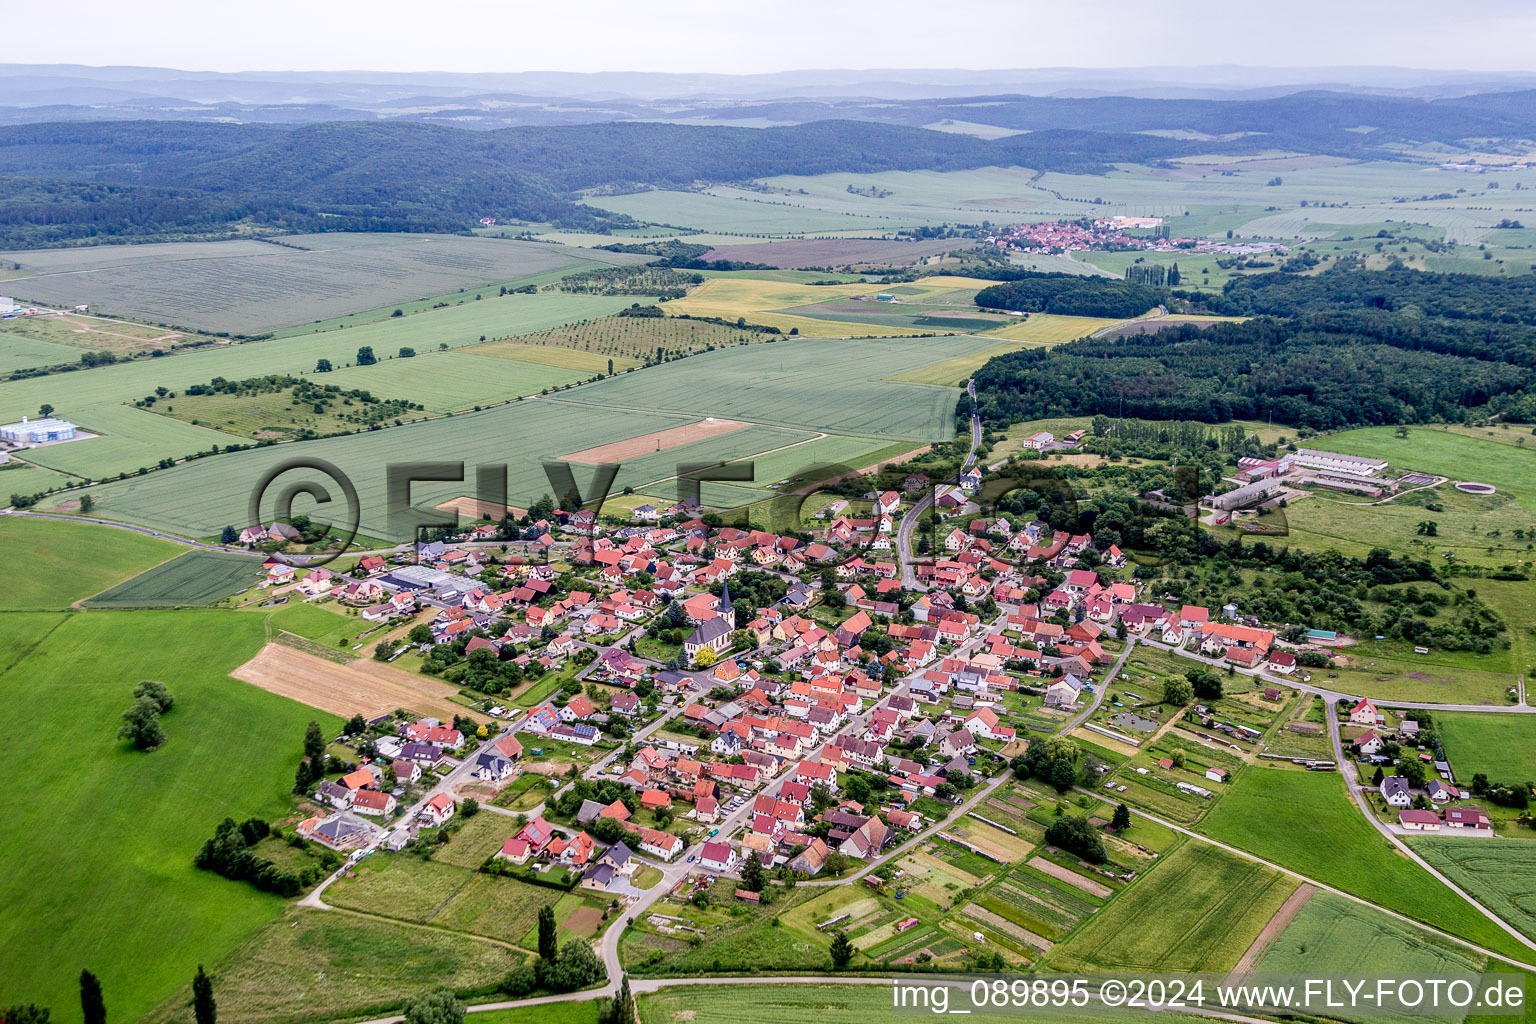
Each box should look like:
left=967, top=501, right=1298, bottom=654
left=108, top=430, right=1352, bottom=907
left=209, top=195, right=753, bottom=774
left=0, top=232, right=646, bottom=334
left=81, top=334, right=977, bottom=539
left=0, top=609, right=339, bottom=1021
left=636, top=984, right=1228, bottom=1024
left=0, top=290, right=656, bottom=483
left=1050, top=841, right=1297, bottom=973
left=82, top=548, right=263, bottom=607
left=0, top=515, right=183, bottom=608
left=1430, top=712, right=1536, bottom=782
left=1257, top=893, right=1487, bottom=1023
left=321, top=348, right=591, bottom=412
left=1409, top=839, right=1536, bottom=944
left=1197, top=767, right=1529, bottom=960
left=141, top=908, right=521, bottom=1024
left=0, top=330, right=83, bottom=372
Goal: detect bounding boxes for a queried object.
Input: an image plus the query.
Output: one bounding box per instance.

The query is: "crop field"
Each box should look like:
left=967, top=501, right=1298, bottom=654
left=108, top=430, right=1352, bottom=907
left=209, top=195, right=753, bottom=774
left=1198, top=767, right=1529, bottom=959
left=0, top=515, right=183, bottom=608
left=636, top=984, right=1222, bottom=1024
left=141, top=908, right=521, bottom=1024
left=983, top=312, right=1131, bottom=343
left=321, top=348, right=589, bottom=412
left=665, top=274, right=999, bottom=337
left=0, top=609, right=337, bottom=1021
left=1, top=291, right=647, bottom=483
left=0, top=233, right=646, bottom=334
left=701, top=236, right=977, bottom=267
left=886, top=339, right=1022, bottom=385
left=0, top=329, right=82, bottom=371
left=0, top=462, right=75, bottom=498
left=1049, top=842, right=1296, bottom=973
left=233, top=642, right=483, bottom=722
left=474, top=313, right=767, bottom=363
left=1256, top=894, right=1486, bottom=1023
left=544, top=335, right=991, bottom=439
left=582, top=188, right=939, bottom=235
left=563, top=417, right=751, bottom=462
left=56, top=328, right=976, bottom=537
left=81, top=548, right=262, bottom=606
left=1408, top=839, right=1536, bottom=943
left=1434, top=713, right=1536, bottom=784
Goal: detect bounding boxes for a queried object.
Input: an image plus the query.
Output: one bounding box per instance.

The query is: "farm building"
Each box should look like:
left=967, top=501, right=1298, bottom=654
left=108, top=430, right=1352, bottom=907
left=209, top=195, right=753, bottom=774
left=1, top=416, right=78, bottom=444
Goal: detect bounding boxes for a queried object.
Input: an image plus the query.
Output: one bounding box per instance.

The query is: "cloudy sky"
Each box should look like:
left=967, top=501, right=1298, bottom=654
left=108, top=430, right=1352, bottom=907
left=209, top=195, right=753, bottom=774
left=12, top=0, right=1536, bottom=74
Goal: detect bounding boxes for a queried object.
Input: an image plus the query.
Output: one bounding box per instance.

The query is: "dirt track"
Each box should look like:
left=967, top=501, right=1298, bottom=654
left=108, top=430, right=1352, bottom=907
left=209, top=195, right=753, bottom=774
left=561, top=418, right=749, bottom=463
left=1232, top=882, right=1316, bottom=974
left=232, top=642, right=487, bottom=722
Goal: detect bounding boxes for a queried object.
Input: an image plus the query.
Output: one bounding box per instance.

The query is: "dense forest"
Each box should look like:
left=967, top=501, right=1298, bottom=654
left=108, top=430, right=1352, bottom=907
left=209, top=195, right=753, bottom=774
left=974, top=274, right=1167, bottom=319
left=1199, top=268, right=1536, bottom=325
left=966, top=266, right=1536, bottom=430
left=967, top=318, right=1535, bottom=430
left=0, top=120, right=1191, bottom=247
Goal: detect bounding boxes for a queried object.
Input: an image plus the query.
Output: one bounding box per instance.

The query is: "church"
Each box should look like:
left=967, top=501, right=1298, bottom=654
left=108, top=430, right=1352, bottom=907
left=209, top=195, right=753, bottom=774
left=682, top=582, right=736, bottom=660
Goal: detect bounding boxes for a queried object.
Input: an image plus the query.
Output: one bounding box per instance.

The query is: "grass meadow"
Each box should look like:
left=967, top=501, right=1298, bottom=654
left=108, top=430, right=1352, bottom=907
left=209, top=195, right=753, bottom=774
left=0, top=608, right=339, bottom=1021
left=1197, top=767, right=1530, bottom=960
left=1434, top=712, right=1536, bottom=782
left=142, top=908, right=521, bottom=1024
left=0, top=514, right=184, bottom=608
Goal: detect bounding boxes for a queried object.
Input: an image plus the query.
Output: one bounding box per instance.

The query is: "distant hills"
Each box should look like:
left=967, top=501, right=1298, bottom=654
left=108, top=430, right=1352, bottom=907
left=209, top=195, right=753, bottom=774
left=4, top=65, right=1536, bottom=250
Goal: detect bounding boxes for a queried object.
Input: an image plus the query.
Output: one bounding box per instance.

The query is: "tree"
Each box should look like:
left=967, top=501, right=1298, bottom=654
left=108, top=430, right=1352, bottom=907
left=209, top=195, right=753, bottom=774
left=1050, top=757, right=1077, bottom=792
left=220, top=525, right=239, bottom=544
left=403, top=990, right=465, bottom=1024
left=80, top=969, right=105, bottom=1024
left=345, top=713, right=367, bottom=735
left=1186, top=668, right=1223, bottom=700
left=79, top=493, right=94, bottom=514
left=829, top=929, right=854, bottom=969
left=602, top=974, right=635, bottom=1024
left=192, top=965, right=217, bottom=1024
left=694, top=646, right=718, bottom=668
left=0, top=1005, right=51, bottom=1024
left=740, top=852, right=766, bottom=892
left=408, top=624, right=434, bottom=645
left=1111, top=803, right=1132, bottom=832
left=38, top=404, right=54, bottom=417
left=398, top=347, right=417, bottom=358
left=133, top=679, right=174, bottom=713
left=1044, top=814, right=1106, bottom=863
left=1371, top=766, right=1385, bottom=786
left=315, top=358, right=332, bottom=372
left=119, top=696, right=166, bottom=749
left=303, top=720, right=326, bottom=764
left=462, top=798, right=481, bottom=818
left=1043, top=735, right=1079, bottom=764
left=1163, top=676, right=1194, bottom=706
left=1416, top=520, right=1439, bottom=537
left=355, top=346, right=377, bottom=365
left=537, top=904, right=558, bottom=962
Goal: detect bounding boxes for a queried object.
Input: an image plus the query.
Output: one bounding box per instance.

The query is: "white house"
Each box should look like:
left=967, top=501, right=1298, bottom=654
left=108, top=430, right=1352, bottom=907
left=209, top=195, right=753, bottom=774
left=699, top=840, right=737, bottom=872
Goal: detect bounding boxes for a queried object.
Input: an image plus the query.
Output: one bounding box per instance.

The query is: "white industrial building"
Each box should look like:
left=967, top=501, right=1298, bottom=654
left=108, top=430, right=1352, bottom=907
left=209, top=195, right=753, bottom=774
left=1290, top=449, right=1388, bottom=477
left=1, top=416, right=78, bottom=444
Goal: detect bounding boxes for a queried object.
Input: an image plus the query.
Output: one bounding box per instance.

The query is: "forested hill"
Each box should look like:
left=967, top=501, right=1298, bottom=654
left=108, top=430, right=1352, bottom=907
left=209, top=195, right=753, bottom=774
left=0, top=119, right=1191, bottom=247
left=966, top=267, right=1536, bottom=431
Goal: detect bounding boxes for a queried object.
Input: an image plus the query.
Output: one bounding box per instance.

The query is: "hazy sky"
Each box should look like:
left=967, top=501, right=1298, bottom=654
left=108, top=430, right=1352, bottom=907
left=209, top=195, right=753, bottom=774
left=13, top=0, right=1536, bottom=75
